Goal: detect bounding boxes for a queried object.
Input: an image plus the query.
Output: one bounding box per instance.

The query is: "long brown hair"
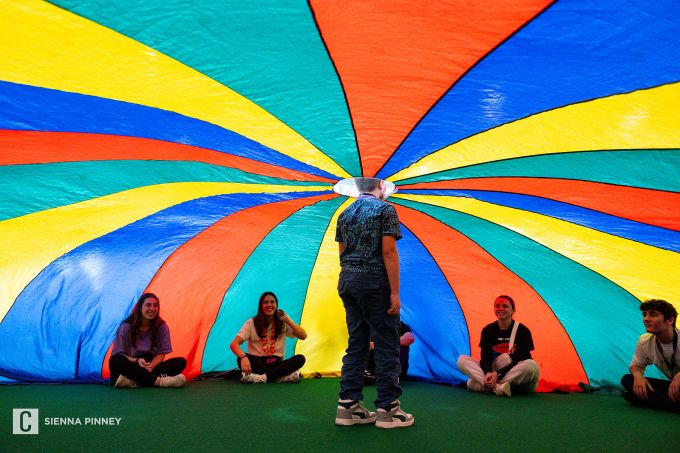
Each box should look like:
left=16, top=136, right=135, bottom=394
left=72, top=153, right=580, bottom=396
left=253, top=291, right=284, bottom=339
left=122, top=292, right=166, bottom=351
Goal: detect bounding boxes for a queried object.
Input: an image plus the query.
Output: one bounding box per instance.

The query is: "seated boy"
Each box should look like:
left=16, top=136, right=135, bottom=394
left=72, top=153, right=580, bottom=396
left=621, top=299, right=680, bottom=413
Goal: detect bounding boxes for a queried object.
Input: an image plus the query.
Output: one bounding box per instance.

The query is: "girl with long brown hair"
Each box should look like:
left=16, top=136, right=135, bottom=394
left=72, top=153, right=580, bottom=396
left=109, top=293, right=186, bottom=388
left=230, top=291, right=307, bottom=383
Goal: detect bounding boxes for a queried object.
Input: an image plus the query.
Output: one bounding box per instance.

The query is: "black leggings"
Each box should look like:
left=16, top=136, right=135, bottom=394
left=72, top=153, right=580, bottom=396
left=237, top=354, right=305, bottom=382
left=621, top=374, right=680, bottom=413
left=109, top=353, right=187, bottom=387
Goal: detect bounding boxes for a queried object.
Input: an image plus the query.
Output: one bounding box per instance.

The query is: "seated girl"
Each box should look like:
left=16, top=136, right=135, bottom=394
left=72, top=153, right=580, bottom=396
left=457, top=295, right=539, bottom=397
left=230, top=291, right=307, bottom=383
left=109, top=292, right=187, bottom=388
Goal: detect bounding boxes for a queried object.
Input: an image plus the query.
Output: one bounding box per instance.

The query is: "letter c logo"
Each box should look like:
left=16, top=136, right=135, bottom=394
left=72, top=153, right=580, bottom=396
left=13, top=408, right=38, bottom=434
left=20, top=410, right=32, bottom=432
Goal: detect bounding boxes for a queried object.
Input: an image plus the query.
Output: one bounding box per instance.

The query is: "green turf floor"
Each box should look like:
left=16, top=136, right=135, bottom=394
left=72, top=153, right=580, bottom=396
left=2, top=378, right=678, bottom=452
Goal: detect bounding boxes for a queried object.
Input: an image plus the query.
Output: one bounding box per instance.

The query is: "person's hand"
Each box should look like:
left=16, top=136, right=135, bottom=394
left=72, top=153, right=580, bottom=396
left=669, top=373, right=680, bottom=402
left=386, top=293, right=400, bottom=315
left=137, top=358, right=153, bottom=372
left=483, top=372, right=498, bottom=389
left=277, top=309, right=288, bottom=321
left=633, top=375, right=653, bottom=400
left=240, top=357, right=251, bottom=374
left=369, top=341, right=375, bottom=350
left=400, top=332, right=415, bottom=347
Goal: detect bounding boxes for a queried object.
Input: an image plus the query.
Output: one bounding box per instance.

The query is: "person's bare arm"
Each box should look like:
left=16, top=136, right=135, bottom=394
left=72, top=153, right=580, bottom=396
left=630, top=364, right=653, bottom=400
left=382, top=235, right=400, bottom=315
left=278, top=310, right=307, bottom=340
left=669, top=372, right=680, bottom=402
left=146, top=353, right=165, bottom=371
left=400, top=332, right=414, bottom=347
left=230, top=336, right=251, bottom=374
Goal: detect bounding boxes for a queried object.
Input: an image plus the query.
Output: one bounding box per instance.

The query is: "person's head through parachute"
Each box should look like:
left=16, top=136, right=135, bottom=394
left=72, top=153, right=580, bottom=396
left=354, top=177, right=387, bottom=200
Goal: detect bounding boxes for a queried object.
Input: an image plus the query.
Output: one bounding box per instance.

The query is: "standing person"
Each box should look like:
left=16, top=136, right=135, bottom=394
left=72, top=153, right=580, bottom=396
left=109, top=292, right=187, bottom=388
left=334, top=177, right=414, bottom=429
left=621, top=299, right=680, bottom=413
left=457, top=295, right=539, bottom=397
left=230, top=291, right=307, bottom=383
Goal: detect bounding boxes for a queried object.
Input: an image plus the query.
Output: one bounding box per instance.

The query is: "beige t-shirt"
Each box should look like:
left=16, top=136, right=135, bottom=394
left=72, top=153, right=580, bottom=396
left=630, top=329, right=680, bottom=379
left=237, top=318, right=294, bottom=357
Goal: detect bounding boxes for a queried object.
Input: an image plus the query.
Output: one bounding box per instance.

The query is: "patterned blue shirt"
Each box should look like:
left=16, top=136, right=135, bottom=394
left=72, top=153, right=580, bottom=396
left=335, top=195, right=402, bottom=274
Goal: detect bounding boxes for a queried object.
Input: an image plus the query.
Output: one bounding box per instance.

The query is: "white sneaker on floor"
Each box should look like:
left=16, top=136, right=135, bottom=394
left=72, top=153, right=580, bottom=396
left=466, top=378, right=488, bottom=393
left=375, top=400, right=414, bottom=429
left=335, top=400, right=377, bottom=426
left=275, top=370, right=302, bottom=383
left=159, top=374, right=186, bottom=388
left=494, top=381, right=511, bottom=397
left=240, top=372, right=267, bottom=384
left=114, top=375, right=140, bottom=388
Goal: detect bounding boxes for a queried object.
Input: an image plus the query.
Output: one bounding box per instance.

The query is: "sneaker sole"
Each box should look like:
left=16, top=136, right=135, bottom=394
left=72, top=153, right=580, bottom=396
left=375, top=419, right=415, bottom=429
left=335, top=417, right=377, bottom=426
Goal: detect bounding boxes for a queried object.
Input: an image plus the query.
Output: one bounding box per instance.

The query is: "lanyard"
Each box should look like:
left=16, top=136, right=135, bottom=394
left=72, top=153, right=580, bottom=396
left=655, top=330, right=678, bottom=375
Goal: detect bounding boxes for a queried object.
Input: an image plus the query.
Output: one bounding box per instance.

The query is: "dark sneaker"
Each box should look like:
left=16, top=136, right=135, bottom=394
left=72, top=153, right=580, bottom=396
left=375, top=400, right=414, bottom=429
left=335, top=400, right=377, bottom=426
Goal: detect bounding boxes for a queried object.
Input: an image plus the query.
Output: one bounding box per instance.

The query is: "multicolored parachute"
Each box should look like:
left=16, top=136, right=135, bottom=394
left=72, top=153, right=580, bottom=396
left=1, top=0, right=679, bottom=390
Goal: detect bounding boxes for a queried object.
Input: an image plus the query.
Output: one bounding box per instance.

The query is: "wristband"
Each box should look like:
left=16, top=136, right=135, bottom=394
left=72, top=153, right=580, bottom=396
left=239, top=354, right=247, bottom=359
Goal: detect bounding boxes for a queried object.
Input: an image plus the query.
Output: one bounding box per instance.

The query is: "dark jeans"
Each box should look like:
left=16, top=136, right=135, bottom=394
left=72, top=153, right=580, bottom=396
left=109, top=353, right=186, bottom=387
left=338, top=271, right=401, bottom=409
left=367, top=347, right=409, bottom=379
left=621, top=374, right=680, bottom=413
left=238, top=354, right=305, bottom=381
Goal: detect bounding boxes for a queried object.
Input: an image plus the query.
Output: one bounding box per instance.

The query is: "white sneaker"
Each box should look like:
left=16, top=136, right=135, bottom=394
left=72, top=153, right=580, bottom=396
left=240, top=372, right=267, bottom=384
left=375, top=400, right=414, bottom=429
left=335, top=400, right=377, bottom=426
left=159, top=374, right=186, bottom=388
left=114, top=375, right=140, bottom=388
left=276, top=370, right=302, bottom=383
left=494, top=381, right=511, bottom=397
left=466, top=378, right=488, bottom=393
